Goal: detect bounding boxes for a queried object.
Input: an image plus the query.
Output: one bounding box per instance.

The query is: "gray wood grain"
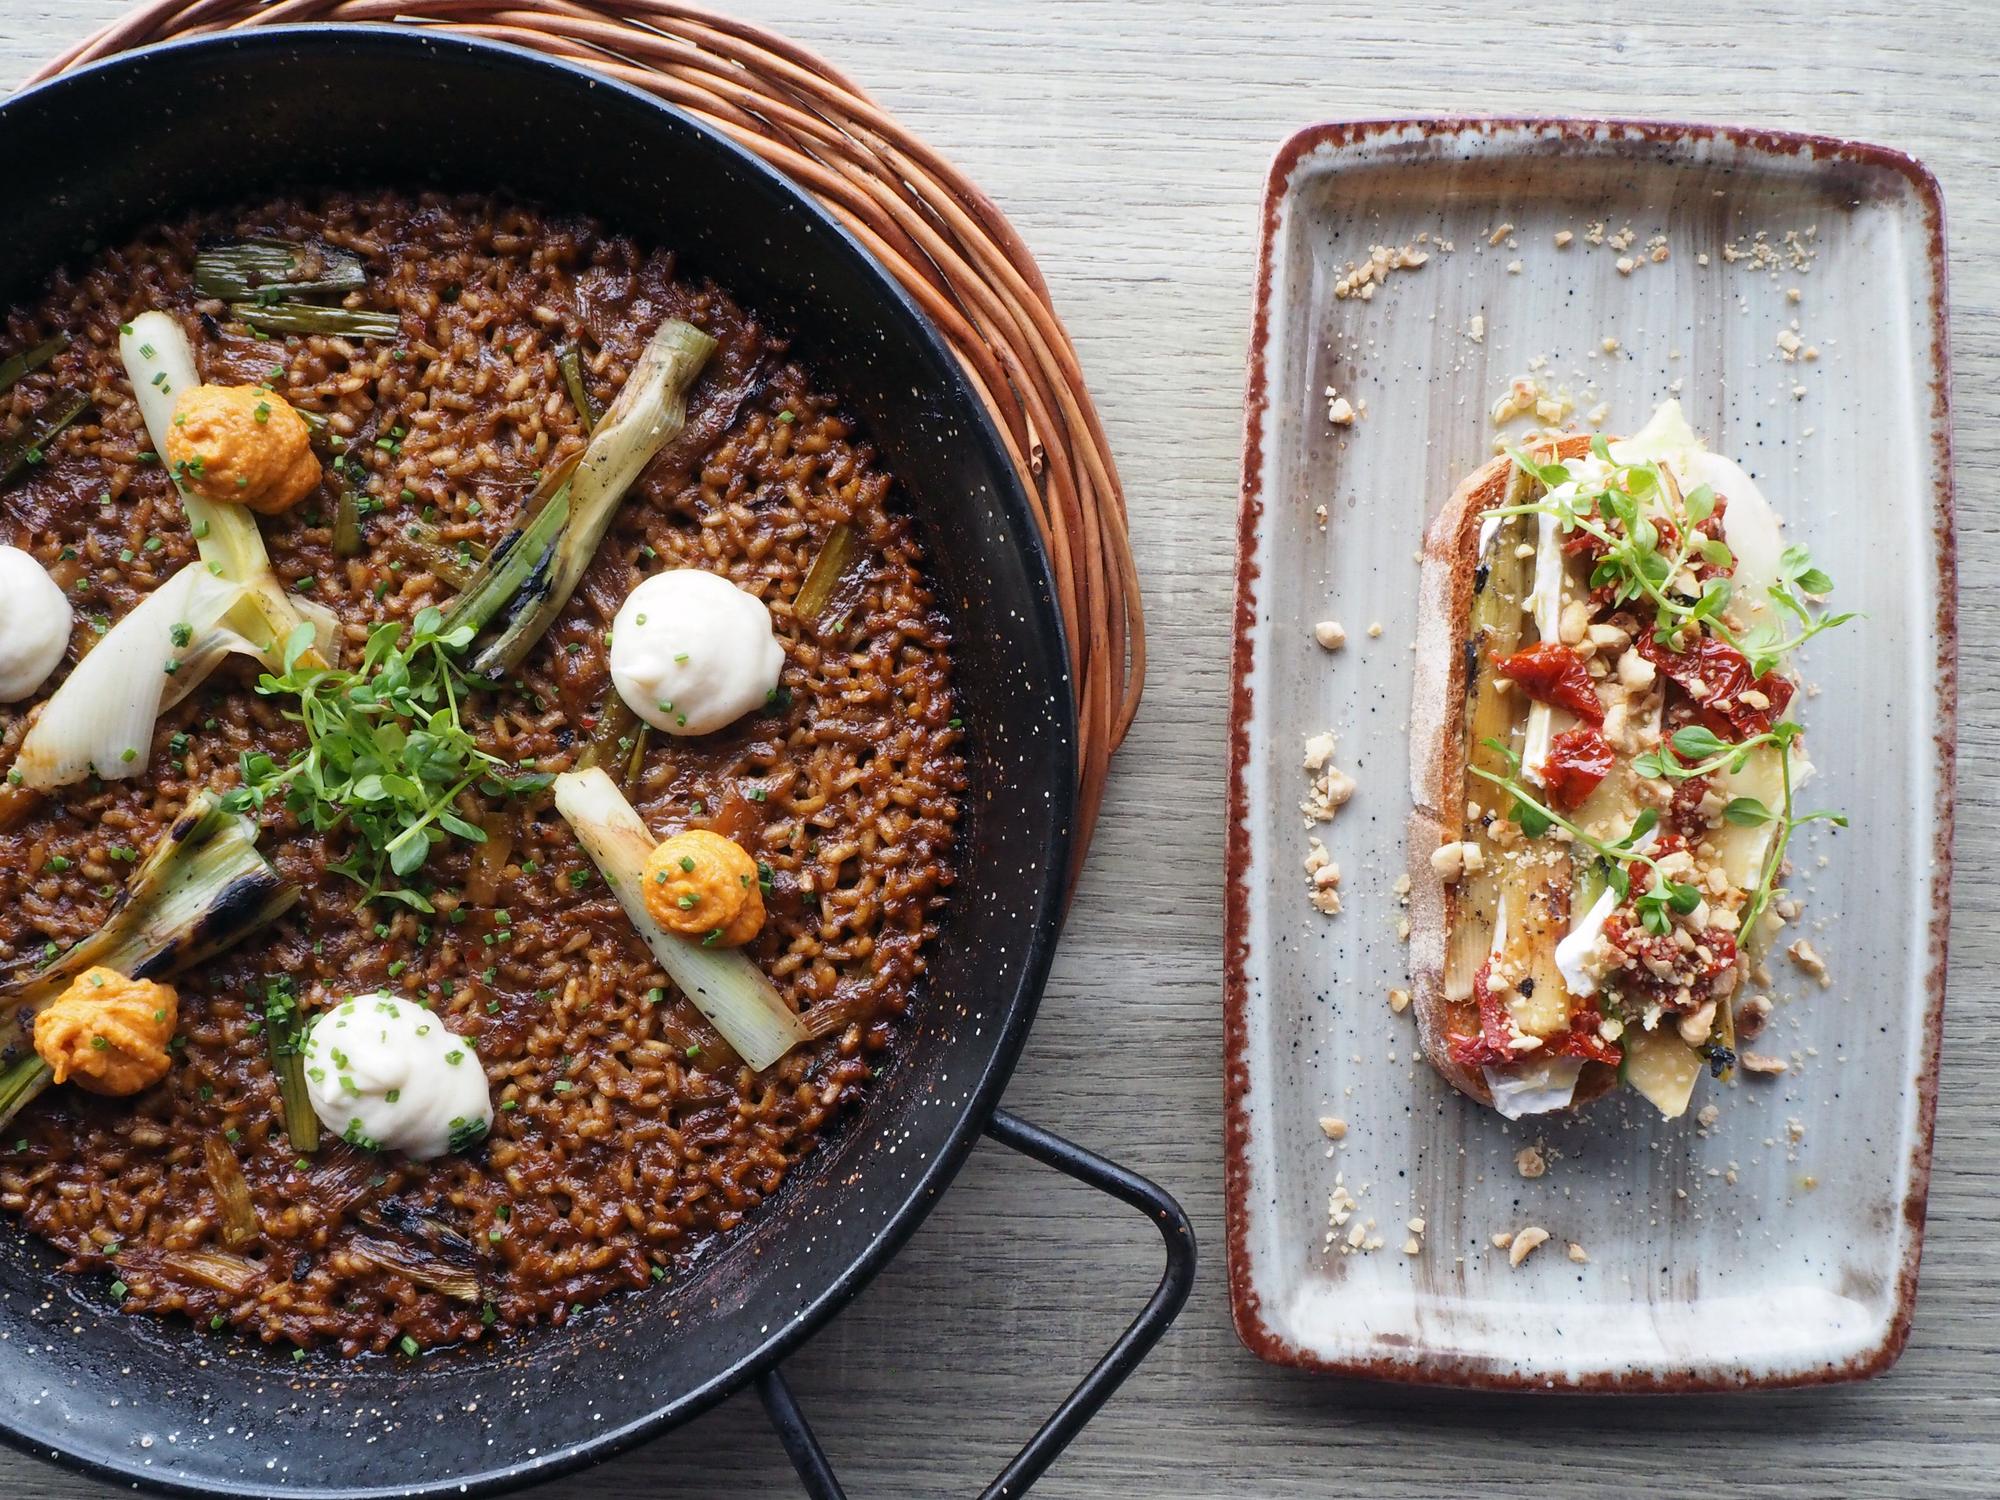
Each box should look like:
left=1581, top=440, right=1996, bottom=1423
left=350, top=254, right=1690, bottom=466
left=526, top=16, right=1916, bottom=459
left=4, top=2, right=1995, bottom=1495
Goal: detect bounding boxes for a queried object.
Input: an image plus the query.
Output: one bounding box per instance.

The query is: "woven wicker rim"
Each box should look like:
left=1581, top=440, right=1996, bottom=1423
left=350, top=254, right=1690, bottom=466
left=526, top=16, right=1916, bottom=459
left=28, top=1, right=1144, bottom=881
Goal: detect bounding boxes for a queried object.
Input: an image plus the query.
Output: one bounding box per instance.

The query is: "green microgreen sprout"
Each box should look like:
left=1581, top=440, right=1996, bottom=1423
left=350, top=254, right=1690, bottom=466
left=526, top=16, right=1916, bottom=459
left=222, top=607, right=552, bottom=911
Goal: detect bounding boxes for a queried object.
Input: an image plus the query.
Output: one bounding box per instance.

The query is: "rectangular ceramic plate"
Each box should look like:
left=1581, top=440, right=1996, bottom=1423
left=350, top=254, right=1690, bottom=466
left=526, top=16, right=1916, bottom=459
left=1224, top=119, right=1956, bottom=1390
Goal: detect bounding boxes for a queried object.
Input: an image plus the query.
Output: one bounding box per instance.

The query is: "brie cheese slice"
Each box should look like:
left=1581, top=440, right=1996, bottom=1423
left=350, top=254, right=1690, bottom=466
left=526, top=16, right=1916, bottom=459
left=1484, top=1057, right=1584, bottom=1119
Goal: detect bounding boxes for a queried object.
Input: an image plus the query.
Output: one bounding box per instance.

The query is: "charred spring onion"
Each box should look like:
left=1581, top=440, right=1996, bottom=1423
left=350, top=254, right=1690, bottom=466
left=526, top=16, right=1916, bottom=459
left=558, top=342, right=602, bottom=433
left=202, top=1134, right=259, bottom=1250
left=229, top=301, right=401, bottom=340
left=120, top=312, right=331, bottom=667
left=194, top=239, right=367, bottom=303
left=261, top=976, right=318, bottom=1153
left=332, top=465, right=365, bottom=557
left=0, top=790, right=298, bottom=1014
left=348, top=1235, right=480, bottom=1303
left=16, top=561, right=259, bottom=788
left=0, top=1054, right=53, bottom=1134
left=398, top=521, right=486, bottom=588
left=314, top=412, right=382, bottom=559
left=793, top=521, right=861, bottom=624
left=576, top=691, right=639, bottom=778
left=142, top=1248, right=261, bottom=1296
left=0, top=386, right=91, bottom=487
left=553, top=767, right=807, bottom=1071
left=352, top=1200, right=482, bottom=1299
left=444, top=319, right=715, bottom=680
left=0, top=333, right=68, bottom=397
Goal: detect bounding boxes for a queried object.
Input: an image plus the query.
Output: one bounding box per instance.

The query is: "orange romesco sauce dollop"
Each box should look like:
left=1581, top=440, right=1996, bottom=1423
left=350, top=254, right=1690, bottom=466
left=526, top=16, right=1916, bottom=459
left=164, top=384, right=321, bottom=515
left=643, top=829, right=765, bottom=947
left=33, top=966, right=179, bottom=1095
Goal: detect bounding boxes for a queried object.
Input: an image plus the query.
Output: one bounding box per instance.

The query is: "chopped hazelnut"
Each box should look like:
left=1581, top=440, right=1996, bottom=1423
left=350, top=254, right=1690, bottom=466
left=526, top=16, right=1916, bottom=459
left=1515, top=1146, right=1546, bottom=1180
left=1508, top=1226, right=1551, bottom=1267
left=1677, top=999, right=1718, bottom=1047
left=1319, top=1116, right=1348, bottom=1141
left=1558, top=599, right=1591, bottom=646
left=1429, top=841, right=1482, bottom=884
left=1313, top=619, right=1346, bottom=650
left=1787, top=938, right=1832, bottom=988
left=1740, top=1051, right=1789, bottom=1076
left=1617, top=648, right=1657, bottom=691
left=1735, top=994, right=1772, bottom=1039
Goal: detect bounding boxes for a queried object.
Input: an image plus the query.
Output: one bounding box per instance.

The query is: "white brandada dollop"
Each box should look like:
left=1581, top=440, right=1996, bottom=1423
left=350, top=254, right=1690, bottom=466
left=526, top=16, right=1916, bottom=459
left=302, top=993, right=492, bottom=1160
left=1555, top=886, right=1620, bottom=998
left=610, top=568, right=785, bottom=736
left=0, top=545, right=72, bottom=702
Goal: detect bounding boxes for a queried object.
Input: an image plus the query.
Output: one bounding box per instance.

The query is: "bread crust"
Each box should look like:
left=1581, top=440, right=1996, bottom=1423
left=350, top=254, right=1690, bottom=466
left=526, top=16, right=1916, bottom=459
left=1408, top=436, right=1618, bottom=1112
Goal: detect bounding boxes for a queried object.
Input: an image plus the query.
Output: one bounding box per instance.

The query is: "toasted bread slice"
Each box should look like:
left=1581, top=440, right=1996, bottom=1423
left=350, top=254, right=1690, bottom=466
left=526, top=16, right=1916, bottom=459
left=1408, top=436, right=1618, bottom=1112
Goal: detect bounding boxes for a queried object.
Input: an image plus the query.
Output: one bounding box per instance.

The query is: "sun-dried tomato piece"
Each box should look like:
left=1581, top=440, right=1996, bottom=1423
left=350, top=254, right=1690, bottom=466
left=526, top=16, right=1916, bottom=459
left=1540, top=724, right=1616, bottom=811
left=1492, top=641, right=1603, bottom=723
left=1639, top=633, right=1794, bottom=737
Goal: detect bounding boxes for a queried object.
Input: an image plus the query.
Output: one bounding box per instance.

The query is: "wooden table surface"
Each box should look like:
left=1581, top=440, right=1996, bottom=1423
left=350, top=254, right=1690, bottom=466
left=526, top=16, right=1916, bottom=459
left=3, top=3, right=1994, bottom=1496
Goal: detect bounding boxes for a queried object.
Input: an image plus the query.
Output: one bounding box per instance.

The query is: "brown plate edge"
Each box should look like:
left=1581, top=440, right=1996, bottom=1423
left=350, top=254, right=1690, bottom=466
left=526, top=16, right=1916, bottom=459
left=1219, top=114, right=1959, bottom=1394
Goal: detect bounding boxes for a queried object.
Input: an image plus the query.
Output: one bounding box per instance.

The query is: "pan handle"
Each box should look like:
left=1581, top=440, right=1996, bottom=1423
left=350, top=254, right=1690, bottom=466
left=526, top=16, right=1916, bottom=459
left=755, top=1106, right=1196, bottom=1499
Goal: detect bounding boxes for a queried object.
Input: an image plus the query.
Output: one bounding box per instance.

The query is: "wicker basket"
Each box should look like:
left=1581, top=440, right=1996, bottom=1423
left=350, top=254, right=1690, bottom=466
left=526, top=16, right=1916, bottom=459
left=29, top=1, right=1144, bottom=881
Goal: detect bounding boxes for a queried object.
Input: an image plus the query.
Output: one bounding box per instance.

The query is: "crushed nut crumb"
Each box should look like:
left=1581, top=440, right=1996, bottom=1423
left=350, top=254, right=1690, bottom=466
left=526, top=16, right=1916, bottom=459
left=1429, top=841, right=1483, bottom=884
left=1313, top=619, right=1346, bottom=651
left=1332, top=242, right=1430, bottom=301
left=1787, top=938, right=1831, bottom=988
left=1735, top=994, right=1772, bottom=1039
left=1508, top=1226, right=1550, bottom=1267
left=1515, top=1146, right=1546, bottom=1180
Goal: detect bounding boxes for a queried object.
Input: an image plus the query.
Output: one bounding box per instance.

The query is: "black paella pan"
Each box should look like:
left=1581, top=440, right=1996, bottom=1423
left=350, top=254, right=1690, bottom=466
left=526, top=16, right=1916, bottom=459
left=0, top=26, right=1191, bottom=1499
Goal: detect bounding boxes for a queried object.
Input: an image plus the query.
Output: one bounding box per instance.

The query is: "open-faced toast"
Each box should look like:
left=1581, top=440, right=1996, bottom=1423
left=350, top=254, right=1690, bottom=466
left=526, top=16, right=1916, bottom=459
left=1405, top=406, right=1843, bottom=1119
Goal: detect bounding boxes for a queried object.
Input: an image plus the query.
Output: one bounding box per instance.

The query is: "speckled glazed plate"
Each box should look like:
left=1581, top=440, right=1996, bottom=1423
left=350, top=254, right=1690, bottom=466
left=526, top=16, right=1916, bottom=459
left=1224, top=119, right=1956, bottom=1390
